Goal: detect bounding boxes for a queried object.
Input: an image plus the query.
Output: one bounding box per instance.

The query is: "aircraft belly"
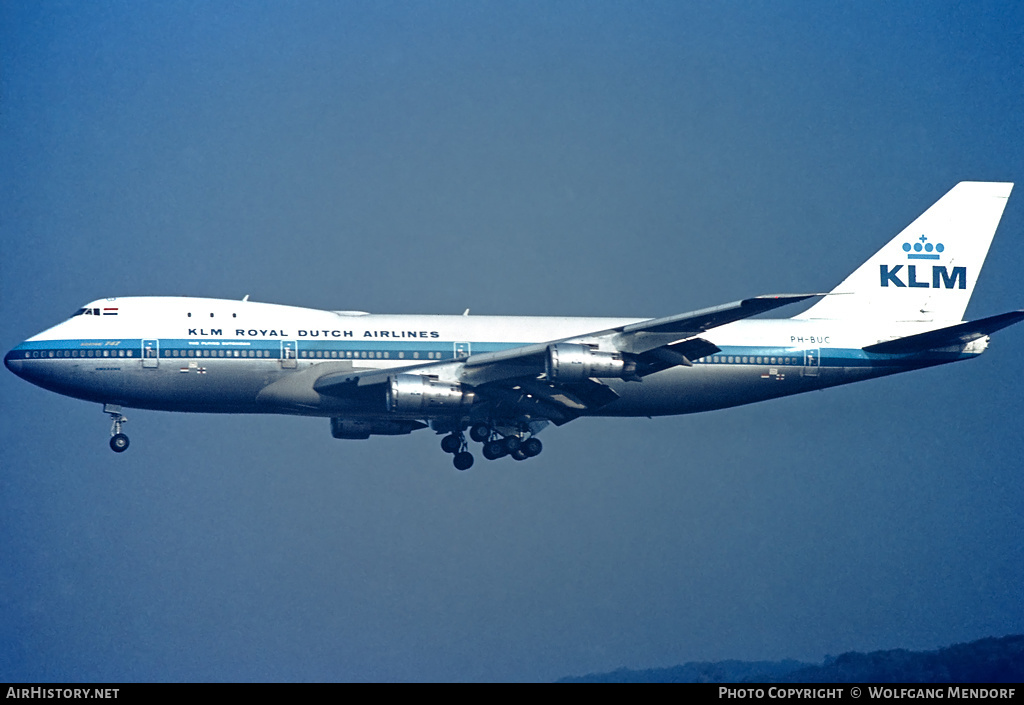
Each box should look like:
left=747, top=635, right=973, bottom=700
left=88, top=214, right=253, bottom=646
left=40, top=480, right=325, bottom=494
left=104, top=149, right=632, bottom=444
left=593, top=364, right=838, bottom=416
left=16, top=353, right=931, bottom=421
left=15, top=358, right=415, bottom=417
left=16, top=359, right=278, bottom=413
left=12, top=359, right=129, bottom=405
left=120, top=362, right=272, bottom=412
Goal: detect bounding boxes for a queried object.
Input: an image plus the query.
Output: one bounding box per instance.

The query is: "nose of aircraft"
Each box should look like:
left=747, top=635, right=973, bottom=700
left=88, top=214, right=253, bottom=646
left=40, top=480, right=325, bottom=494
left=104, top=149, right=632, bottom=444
left=5, top=346, right=24, bottom=376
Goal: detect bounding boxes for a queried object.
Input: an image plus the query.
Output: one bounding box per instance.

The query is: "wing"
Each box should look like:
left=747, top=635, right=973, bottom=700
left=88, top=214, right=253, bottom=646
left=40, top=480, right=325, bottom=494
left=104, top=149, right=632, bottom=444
left=313, top=362, right=432, bottom=397
left=455, top=293, right=817, bottom=421
left=460, top=294, right=817, bottom=381
left=309, top=293, right=816, bottom=424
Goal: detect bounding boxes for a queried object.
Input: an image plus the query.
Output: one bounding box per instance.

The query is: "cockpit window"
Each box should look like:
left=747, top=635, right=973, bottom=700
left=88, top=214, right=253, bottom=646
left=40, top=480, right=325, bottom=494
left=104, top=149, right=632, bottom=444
left=71, top=307, right=102, bottom=317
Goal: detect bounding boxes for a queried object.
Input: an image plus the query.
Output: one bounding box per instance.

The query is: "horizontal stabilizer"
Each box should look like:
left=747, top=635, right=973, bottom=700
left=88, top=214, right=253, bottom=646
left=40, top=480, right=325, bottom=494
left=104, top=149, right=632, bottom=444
left=863, top=310, right=1024, bottom=354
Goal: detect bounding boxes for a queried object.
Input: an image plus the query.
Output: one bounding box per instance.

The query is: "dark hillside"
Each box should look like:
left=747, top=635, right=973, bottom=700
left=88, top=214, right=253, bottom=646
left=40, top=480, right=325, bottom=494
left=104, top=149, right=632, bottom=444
left=559, top=635, right=1024, bottom=683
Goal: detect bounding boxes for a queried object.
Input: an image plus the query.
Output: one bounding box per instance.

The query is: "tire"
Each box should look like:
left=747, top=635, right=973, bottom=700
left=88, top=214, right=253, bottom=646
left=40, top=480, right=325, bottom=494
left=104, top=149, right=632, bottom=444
left=453, top=452, right=474, bottom=471
left=483, top=441, right=506, bottom=460
left=522, top=437, right=542, bottom=457
left=440, top=434, right=461, bottom=454
left=110, top=433, right=130, bottom=453
left=469, top=424, right=490, bottom=443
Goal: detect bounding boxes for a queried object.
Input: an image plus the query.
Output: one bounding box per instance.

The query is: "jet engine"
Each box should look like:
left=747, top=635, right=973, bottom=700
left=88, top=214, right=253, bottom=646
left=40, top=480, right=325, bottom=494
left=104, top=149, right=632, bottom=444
left=386, top=374, right=475, bottom=413
left=545, top=343, right=636, bottom=383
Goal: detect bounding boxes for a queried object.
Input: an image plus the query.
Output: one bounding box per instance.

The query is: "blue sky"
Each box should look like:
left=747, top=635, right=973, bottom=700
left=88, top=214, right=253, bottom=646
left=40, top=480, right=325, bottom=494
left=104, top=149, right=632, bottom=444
left=2, top=0, right=1023, bottom=681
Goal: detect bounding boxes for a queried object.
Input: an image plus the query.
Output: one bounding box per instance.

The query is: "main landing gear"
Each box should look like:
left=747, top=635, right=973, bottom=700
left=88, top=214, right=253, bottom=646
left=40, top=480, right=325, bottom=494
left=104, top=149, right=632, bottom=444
left=105, top=404, right=129, bottom=453
left=482, top=434, right=542, bottom=461
left=440, top=431, right=474, bottom=470
left=440, top=422, right=543, bottom=471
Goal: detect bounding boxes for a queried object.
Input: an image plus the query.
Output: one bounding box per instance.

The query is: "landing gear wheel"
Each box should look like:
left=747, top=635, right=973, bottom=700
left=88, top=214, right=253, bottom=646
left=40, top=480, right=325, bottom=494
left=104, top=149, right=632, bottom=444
left=504, top=436, right=522, bottom=453
left=440, top=434, right=462, bottom=454
left=110, top=433, right=130, bottom=453
left=105, top=406, right=129, bottom=453
left=522, top=437, right=543, bottom=457
left=511, top=448, right=528, bottom=461
left=483, top=440, right=507, bottom=460
left=453, top=452, right=474, bottom=471
left=469, top=424, right=491, bottom=443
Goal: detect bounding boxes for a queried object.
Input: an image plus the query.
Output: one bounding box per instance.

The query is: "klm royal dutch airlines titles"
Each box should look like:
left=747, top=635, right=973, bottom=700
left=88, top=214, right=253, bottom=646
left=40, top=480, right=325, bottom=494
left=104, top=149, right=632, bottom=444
left=7, top=183, right=1022, bottom=470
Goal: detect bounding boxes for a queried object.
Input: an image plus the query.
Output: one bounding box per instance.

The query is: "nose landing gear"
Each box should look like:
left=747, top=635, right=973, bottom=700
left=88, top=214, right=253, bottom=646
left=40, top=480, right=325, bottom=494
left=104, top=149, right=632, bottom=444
left=104, top=404, right=129, bottom=453
left=110, top=433, right=129, bottom=453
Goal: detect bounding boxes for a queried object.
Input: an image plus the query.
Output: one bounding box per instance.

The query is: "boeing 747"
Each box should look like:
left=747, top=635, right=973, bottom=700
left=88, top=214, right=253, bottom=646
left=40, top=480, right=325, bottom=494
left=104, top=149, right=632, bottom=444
left=6, top=182, right=1021, bottom=469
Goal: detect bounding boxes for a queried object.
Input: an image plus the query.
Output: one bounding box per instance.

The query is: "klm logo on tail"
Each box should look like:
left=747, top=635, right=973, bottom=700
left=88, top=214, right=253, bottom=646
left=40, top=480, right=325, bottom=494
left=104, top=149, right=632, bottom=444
left=903, top=235, right=943, bottom=259
left=880, top=265, right=966, bottom=289
left=880, top=236, right=965, bottom=289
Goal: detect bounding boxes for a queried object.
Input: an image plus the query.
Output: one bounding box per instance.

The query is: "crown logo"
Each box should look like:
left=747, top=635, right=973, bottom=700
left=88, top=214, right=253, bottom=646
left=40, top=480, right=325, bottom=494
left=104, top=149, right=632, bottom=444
left=902, top=235, right=944, bottom=260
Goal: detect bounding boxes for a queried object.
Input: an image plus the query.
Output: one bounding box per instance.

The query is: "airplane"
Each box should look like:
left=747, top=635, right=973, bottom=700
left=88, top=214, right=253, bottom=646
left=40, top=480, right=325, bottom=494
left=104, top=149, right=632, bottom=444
left=6, top=182, right=1022, bottom=470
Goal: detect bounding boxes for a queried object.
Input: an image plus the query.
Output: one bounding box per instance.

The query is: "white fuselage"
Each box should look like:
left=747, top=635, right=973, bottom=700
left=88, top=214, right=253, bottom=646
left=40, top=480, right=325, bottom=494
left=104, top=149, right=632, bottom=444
left=5, top=296, right=982, bottom=423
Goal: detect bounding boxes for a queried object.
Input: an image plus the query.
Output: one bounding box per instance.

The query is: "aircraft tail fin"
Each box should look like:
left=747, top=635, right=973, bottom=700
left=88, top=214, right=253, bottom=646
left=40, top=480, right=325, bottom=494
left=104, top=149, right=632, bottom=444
left=795, top=182, right=1013, bottom=322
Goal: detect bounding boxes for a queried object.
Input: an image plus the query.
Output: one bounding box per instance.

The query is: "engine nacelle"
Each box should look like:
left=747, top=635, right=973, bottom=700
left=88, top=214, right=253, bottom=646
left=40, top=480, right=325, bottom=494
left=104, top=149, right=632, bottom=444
left=386, top=374, right=475, bottom=413
left=545, top=343, right=634, bottom=383
left=330, top=417, right=426, bottom=439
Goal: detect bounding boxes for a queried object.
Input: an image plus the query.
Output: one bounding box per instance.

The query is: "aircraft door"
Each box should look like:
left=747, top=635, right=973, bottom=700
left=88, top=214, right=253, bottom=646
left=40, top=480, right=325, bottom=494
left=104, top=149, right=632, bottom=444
left=142, top=339, right=159, bottom=368
left=803, top=348, right=820, bottom=377
left=280, top=340, right=297, bottom=369
left=454, top=342, right=471, bottom=359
